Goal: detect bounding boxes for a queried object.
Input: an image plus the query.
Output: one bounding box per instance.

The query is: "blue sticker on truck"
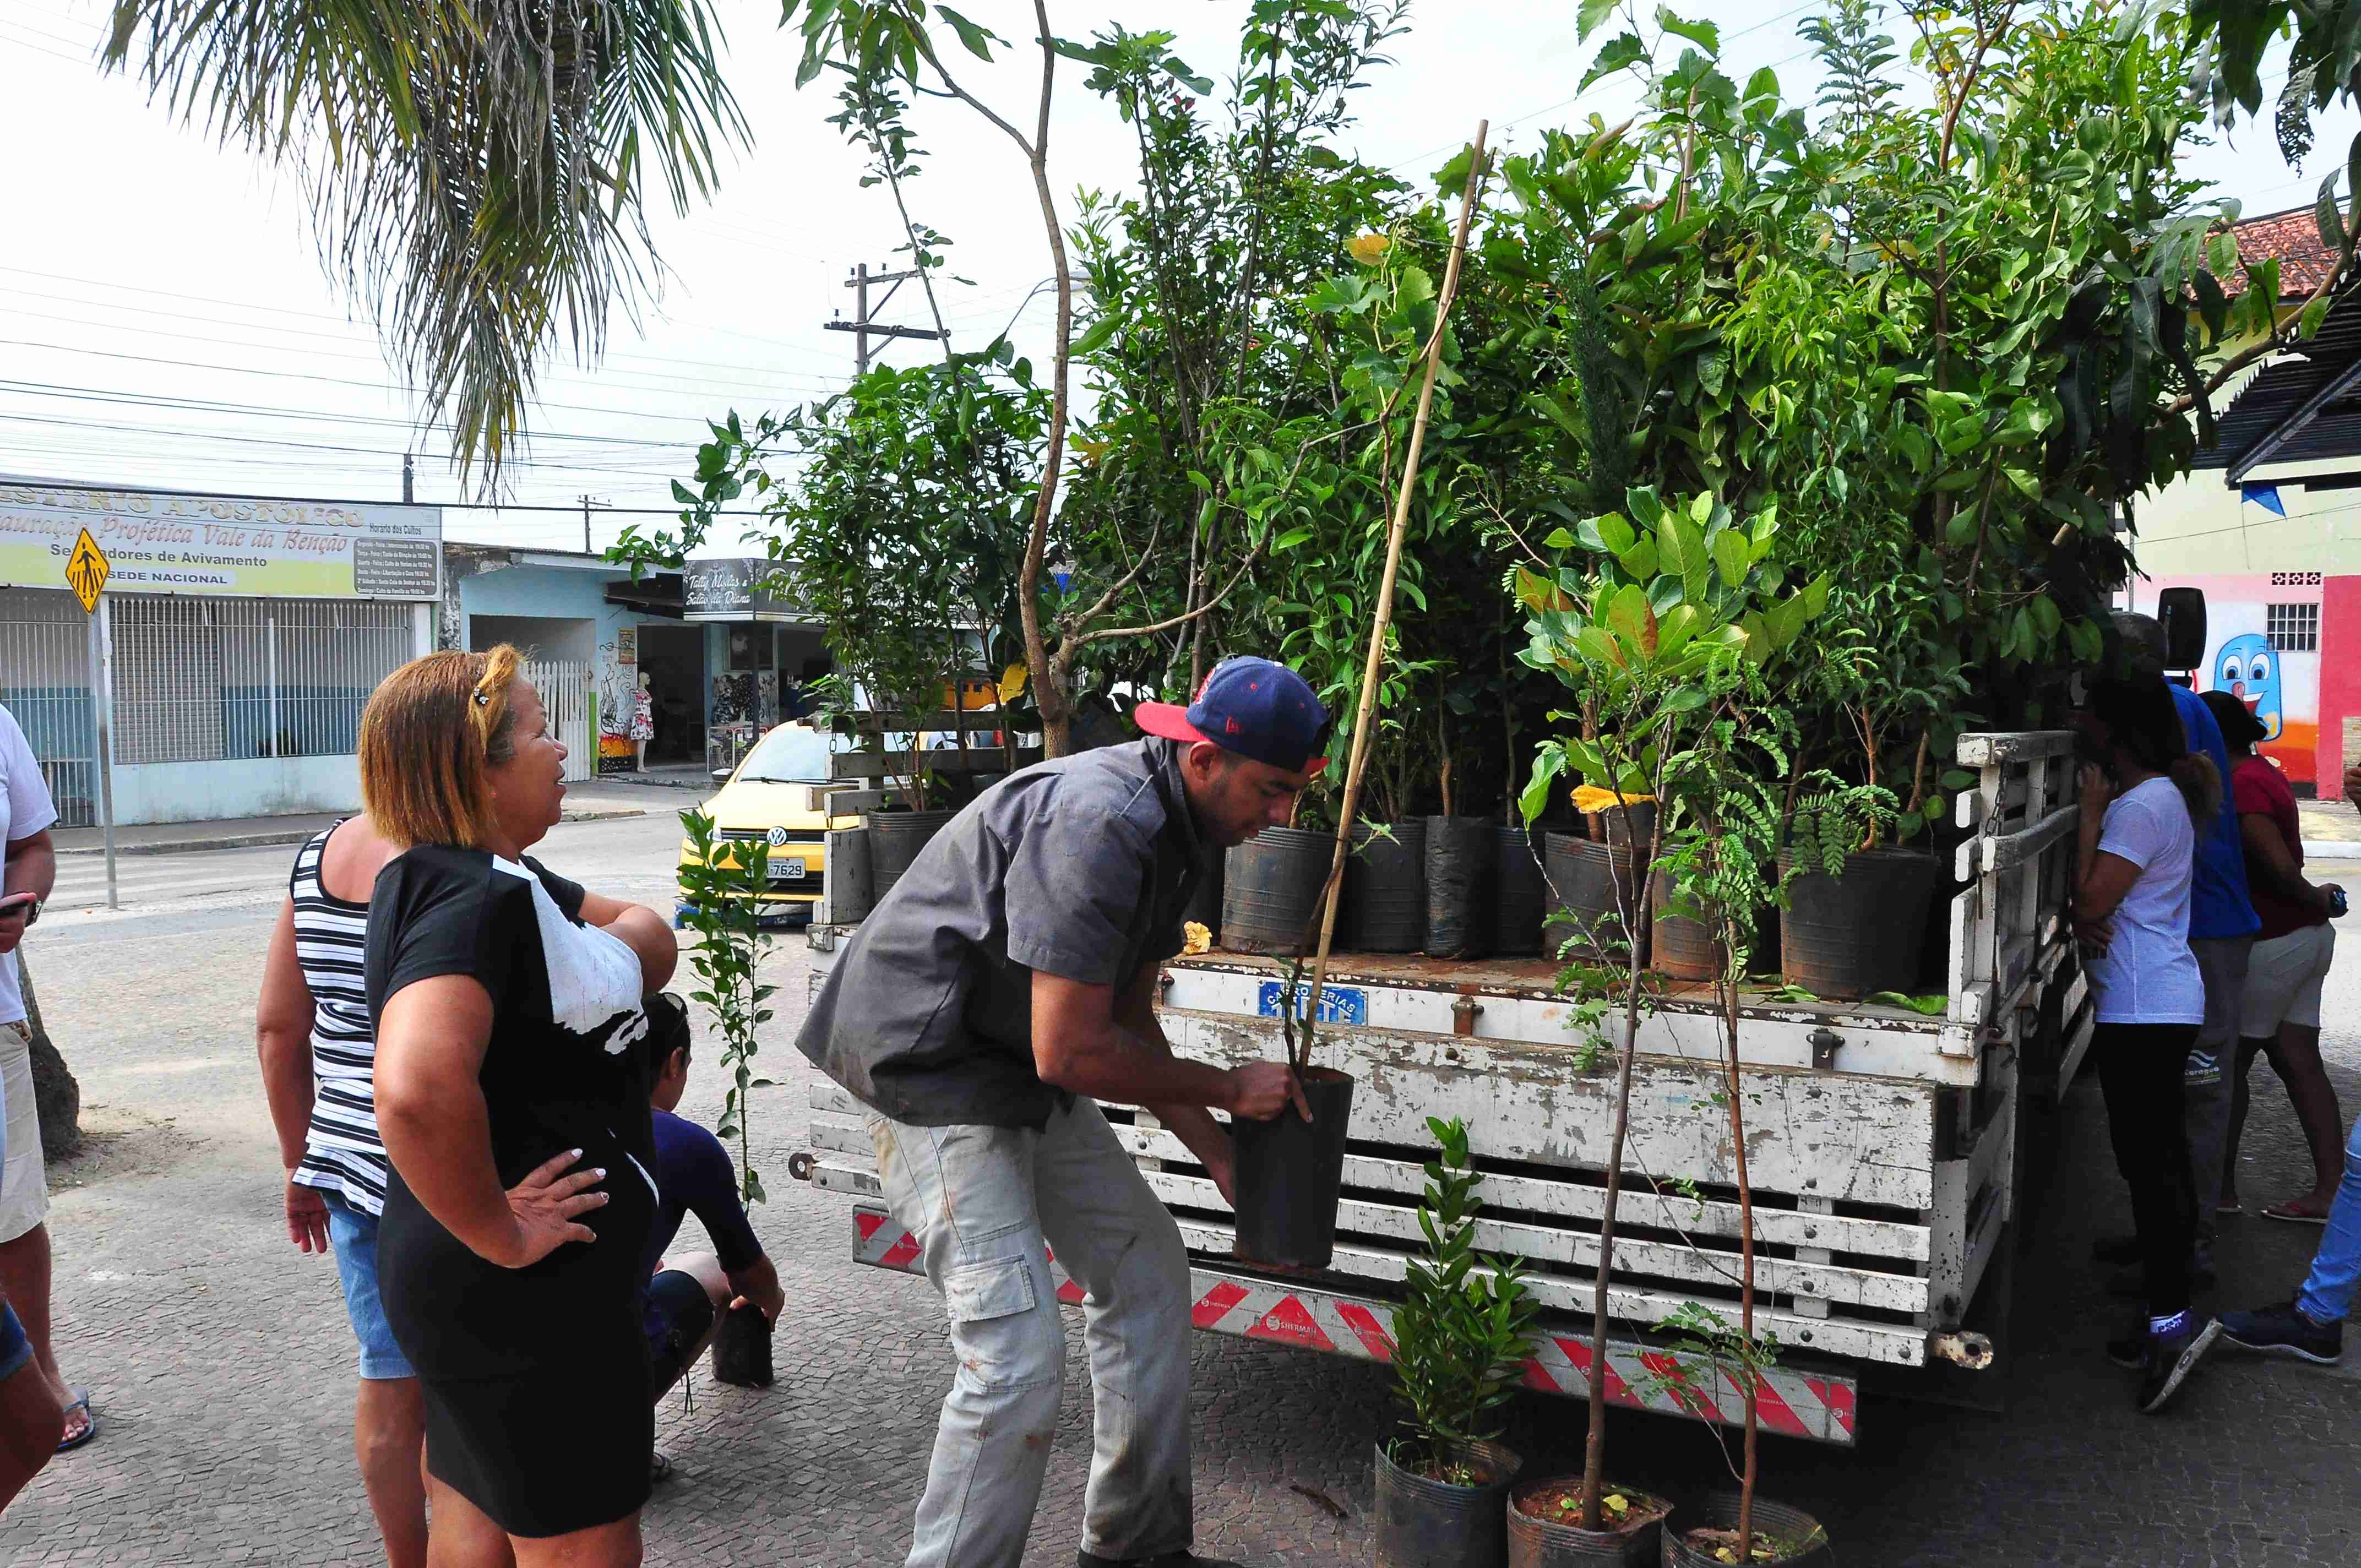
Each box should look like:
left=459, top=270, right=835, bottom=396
left=1255, top=981, right=1367, bottom=1026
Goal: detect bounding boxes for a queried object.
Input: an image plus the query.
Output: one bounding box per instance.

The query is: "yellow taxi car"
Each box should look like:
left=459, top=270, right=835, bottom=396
left=676, top=722, right=855, bottom=926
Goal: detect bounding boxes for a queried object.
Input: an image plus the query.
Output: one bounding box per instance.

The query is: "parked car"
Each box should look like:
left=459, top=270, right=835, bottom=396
left=675, top=722, right=855, bottom=926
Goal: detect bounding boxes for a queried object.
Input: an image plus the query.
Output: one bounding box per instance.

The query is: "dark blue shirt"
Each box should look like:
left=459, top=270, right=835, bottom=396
left=642, top=1108, right=765, bottom=1293
left=2169, top=683, right=2261, bottom=941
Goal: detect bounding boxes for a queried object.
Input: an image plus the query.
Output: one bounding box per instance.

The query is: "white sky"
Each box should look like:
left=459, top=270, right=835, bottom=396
left=0, top=2, right=2349, bottom=551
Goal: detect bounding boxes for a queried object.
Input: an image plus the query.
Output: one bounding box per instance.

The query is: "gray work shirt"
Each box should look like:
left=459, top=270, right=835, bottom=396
left=797, top=737, right=1207, bottom=1129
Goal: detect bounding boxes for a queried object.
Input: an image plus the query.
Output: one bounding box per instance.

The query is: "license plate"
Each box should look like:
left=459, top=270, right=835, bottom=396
left=766, top=859, right=808, bottom=881
left=1256, top=981, right=1366, bottom=1026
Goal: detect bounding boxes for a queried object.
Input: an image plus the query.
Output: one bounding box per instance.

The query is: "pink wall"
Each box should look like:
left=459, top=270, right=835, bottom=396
left=2324, top=576, right=2361, bottom=792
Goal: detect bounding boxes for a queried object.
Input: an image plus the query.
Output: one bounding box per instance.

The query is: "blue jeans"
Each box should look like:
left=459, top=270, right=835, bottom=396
left=323, top=1192, right=416, bottom=1381
left=2297, top=1115, right=2361, bottom=1324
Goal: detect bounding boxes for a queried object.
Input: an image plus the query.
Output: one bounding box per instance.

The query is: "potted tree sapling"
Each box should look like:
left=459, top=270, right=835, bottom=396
left=1651, top=666, right=1831, bottom=1567
left=1772, top=585, right=1955, bottom=998
left=1374, top=1115, right=1538, bottom=1568
left=1513, top=488, right=1823, bottom=1561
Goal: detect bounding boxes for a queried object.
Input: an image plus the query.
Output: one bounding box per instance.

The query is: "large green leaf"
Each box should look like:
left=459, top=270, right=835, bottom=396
left=1712, top=528, right=1748, bottom=589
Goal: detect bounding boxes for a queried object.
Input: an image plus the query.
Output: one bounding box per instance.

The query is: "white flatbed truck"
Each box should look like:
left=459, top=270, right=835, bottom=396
left=793, top=731, right=2087, bottom=1445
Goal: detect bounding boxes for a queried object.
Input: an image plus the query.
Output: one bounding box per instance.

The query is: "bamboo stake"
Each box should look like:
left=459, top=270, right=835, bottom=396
left=1293, top=122, right=1490, bottom=1071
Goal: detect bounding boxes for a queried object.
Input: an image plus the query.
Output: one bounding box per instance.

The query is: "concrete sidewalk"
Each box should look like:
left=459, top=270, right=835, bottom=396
left=49, top=777, right=670, bottom=858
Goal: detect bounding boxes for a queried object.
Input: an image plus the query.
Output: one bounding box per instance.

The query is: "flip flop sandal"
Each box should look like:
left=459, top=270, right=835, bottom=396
left=2262, top=1202, right=2332, bottom=1226
left=2217, top=1200, right=2245, bottom=1216
left=55, top=1389, right=96, bottom=1453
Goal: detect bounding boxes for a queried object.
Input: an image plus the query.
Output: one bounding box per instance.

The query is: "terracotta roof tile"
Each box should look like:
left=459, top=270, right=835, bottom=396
left=2229, top=205, right=2342, bottom=298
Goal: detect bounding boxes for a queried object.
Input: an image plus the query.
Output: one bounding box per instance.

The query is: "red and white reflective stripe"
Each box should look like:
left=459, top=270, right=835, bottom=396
left=848, top=1207, right=1858, bottom=1445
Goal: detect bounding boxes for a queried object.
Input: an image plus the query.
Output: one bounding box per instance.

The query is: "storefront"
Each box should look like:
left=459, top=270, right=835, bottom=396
left=0, top=481, right=441, bottom=825
left=681, top=557, right=831, bottom=774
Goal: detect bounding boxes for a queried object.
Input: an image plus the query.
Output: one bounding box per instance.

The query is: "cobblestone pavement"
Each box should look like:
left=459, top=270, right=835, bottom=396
left=2, top=815, right=2357, bottom=1565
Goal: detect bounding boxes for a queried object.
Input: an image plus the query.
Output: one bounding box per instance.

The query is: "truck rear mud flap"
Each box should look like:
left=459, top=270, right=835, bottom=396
left=850, top=1204, right=1860, bottom=1446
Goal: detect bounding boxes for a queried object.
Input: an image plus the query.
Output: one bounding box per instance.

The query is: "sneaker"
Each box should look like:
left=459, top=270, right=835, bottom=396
left=2137, top=1316, right=2222, bottom=1414
left=2219, top=1299, right=2345, bottom=1365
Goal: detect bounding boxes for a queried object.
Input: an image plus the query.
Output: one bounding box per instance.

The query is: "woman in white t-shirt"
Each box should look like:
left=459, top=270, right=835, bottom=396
left=2074, top=675, right=2225, bottom=1414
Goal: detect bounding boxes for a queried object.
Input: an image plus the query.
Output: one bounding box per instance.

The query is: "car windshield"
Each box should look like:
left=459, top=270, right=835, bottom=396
left=737, top=724, right=832, bottom=782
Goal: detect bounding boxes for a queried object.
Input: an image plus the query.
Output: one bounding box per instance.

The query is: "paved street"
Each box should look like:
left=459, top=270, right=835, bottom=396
left=2, top=815, right=2358, bottom=1565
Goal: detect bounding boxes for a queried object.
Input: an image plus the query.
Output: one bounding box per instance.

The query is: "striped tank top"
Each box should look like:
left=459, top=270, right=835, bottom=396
left=288, top=824, right=389, bottom=1215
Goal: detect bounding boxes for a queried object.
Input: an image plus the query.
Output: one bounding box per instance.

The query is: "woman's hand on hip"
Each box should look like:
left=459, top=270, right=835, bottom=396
left=488, top=1148, right=607, bottom=1268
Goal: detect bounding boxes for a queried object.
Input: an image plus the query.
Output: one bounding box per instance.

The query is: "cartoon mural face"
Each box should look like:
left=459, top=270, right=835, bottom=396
left=2215, top=632, right=2284, bottom=741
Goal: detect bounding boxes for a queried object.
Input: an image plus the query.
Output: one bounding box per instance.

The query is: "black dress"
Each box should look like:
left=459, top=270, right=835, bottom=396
left=366, top=845, right=658, bottom=1539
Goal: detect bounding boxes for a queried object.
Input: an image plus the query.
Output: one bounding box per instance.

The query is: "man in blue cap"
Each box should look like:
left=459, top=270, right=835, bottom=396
left=798, top=656, right=1326, bottom=1568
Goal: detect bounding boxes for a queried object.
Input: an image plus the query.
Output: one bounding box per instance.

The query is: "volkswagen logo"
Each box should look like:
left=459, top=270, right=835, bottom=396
left=765, top=825, right=790, bottom=848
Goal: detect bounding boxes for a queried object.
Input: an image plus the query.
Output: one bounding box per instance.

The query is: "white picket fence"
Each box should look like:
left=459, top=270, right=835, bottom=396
left=525, top=658, right=596, bottom=783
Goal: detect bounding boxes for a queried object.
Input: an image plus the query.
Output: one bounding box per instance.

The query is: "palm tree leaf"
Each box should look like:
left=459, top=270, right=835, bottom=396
left=104, top=1, right=750, bottom=492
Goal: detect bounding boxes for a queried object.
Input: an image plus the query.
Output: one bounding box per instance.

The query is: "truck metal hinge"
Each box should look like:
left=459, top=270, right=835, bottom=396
left=1451, top=995, right=1484, bottom=1036
left=1808, top=1027, right=1842, bottom=1070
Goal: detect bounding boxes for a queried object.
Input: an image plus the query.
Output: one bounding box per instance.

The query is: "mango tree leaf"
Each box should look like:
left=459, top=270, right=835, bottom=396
left=1712, top=528, right=1748, bottom=588
left=1607, top=583, right=1659, bottom=655
left=1617, top=538, right=1659, bottom=581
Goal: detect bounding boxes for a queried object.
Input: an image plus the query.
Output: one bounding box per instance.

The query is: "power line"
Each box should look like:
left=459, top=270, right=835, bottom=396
left=0, top=337, right=804, bottom=434
left=0, top=378, right=711, bottom=450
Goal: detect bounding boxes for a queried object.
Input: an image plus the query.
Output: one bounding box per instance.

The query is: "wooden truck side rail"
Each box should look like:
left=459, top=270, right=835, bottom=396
left=796, top=729, right=2076, bottom=1441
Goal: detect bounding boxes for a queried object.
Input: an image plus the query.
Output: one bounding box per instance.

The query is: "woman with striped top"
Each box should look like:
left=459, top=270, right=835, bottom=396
left=255, top=813, right=422, bottom=1568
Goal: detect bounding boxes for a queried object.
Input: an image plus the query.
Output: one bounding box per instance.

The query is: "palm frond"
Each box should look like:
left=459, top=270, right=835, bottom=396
left=104, top=1, right=749, bottom=493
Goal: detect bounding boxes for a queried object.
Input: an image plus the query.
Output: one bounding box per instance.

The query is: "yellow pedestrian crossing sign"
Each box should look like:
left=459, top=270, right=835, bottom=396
left=66, top=529, right=109, bottom=613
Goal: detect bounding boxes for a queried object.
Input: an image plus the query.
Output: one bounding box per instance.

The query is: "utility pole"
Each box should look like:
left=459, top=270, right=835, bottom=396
left=579, top=494, right=612, bottom=554
left=825, top=262, right=944, bottom=374
left=401, top=452, right=415, bottom=504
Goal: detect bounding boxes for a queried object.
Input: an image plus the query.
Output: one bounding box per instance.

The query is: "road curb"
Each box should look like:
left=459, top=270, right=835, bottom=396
left=56, top=806, right=649, bottom=858
left=2304, top=840, right=2361, bottom=860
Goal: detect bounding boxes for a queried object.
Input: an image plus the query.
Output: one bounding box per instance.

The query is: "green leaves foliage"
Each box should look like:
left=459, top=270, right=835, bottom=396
left=674, top=809, right=780, bottom=1203
left=1388, top=1117, right=1539, bottom=1472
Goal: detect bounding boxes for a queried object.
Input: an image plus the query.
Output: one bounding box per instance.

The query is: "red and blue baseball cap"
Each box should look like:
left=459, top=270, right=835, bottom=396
left=1135, top=656, right=1331, bottom=775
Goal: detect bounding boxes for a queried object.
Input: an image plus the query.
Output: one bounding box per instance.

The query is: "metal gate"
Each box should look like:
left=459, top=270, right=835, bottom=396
left=0, top=589, right=95, bottom=827
left=525, top=658, right=595, bottom=784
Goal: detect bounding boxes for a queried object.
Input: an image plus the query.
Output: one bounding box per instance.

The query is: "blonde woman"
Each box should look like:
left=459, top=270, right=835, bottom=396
left=361, top=646, right=676, bottom=1567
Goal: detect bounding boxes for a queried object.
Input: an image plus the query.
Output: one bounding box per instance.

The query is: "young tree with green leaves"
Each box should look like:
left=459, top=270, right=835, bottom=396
left=1517, top=487, right=1822, bottom=1536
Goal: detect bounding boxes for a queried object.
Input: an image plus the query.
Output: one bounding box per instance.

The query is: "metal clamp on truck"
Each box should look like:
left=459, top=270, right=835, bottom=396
left=796, top=730, right=2085, bottom=1445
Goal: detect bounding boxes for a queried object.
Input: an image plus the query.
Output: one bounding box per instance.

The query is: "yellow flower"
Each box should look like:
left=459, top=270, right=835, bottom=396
left=1571, top=785, right=1658, bottom=814
left=1347, top=232, right=1392, bottom=264
left=1183, top=921, right=1213, bottom=955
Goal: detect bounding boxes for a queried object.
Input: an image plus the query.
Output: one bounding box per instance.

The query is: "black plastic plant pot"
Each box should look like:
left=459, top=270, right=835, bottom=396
left=1593, top=799, right=1658, bottom=852
left=1222, top=827, right=1334, bottom=955
left=709, top=1301, right=775, bottom=1388
left=1423, top=816, right=1497, bottom=960
left=1346, top=819, right=1428, bottom=953
left=1777, top=847, right=1940, bottom=1000
left=865, top=808, right=958, bottom=900
left=1372, top=1437, right=1522, bottom=1568
left=1505, top=1477, right=1670, bottom=1567
left=1543, top=834, right=1649, bottom=966
left=1495, top=826, right=1549, bottom=956
left=1647, top=875, right=1718, bottom=982
left=1660, top=1493, right=1830, bottom=1566
left=1230, top=1068, right=1354, bottom=1268
left=1183, top=850, right=1225, bottom=947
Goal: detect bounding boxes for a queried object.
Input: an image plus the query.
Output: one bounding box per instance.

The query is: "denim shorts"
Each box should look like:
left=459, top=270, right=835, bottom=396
left=324, top=1191, right=416, bottom=1381
left=0, top=1300, right=29, bottom=1383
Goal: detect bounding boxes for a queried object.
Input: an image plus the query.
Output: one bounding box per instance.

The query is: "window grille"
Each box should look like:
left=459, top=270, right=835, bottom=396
left=111, top=595, right=415, bottom=764
left=2265, top=601, right=2320, bottom=653
left=0, top=589, right=96, bottom=826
